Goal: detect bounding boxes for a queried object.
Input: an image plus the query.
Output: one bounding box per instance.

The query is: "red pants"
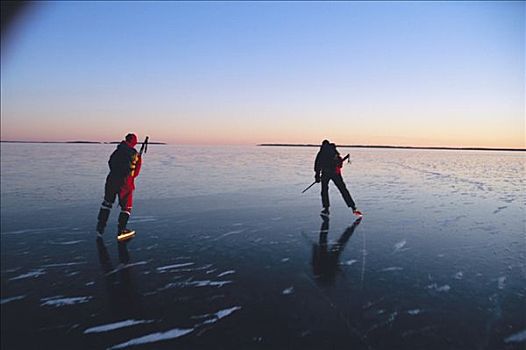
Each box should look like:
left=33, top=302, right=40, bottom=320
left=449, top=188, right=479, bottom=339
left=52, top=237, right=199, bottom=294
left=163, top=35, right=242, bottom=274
left=103, top=175, right=135, bottom=212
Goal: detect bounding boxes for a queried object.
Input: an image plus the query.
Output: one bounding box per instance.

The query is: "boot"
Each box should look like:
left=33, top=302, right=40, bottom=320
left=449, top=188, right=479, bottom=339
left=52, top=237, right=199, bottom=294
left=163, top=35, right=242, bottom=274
left=117, top=211, right=135, bottom=241
left=352, top=208, right=363, bottom=218
left=96, top=208, right=110, bottom=237
left=118, top=211, right=130, bottom=233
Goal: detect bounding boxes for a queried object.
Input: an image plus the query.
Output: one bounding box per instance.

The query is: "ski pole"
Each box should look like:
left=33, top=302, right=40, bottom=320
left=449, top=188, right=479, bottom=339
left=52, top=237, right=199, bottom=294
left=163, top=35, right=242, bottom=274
left=139, top=136, right=149, bottom=156
left=301, top=181, right=317, bottom=193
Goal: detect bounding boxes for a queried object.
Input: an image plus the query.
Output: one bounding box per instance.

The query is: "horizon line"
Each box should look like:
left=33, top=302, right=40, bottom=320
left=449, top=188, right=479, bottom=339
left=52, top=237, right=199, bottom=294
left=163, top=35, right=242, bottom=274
left=0, top=140, right=524, bottom=152
left=259, top=143, right=526, bottom=152
left=0, top=140, right=167, bottom=145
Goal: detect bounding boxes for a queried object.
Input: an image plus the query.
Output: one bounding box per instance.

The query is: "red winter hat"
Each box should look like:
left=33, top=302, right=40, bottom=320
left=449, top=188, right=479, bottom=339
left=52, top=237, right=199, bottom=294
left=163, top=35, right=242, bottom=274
left=125, top=133, right=138, bottom=146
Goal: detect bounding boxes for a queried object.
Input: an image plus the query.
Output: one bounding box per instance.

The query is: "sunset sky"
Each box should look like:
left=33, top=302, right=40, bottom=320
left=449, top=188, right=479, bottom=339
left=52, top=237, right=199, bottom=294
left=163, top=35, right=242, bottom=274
left=1, top=1, right=524, bottom=148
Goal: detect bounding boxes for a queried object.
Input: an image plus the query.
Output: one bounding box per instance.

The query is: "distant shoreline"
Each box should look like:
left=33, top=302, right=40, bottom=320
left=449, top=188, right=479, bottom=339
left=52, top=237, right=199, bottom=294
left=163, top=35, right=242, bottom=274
left=0, top=140, right=166, bottom=145
left=1, top=141, right=523, bottom=151
left=259, top=144, right=526, bottom=152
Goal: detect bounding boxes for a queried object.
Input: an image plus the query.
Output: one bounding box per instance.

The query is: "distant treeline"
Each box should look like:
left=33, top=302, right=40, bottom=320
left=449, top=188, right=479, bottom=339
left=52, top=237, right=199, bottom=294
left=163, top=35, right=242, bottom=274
left=259, top=144, right=526, bottom=152
left=1, top=140, right=166, bottom=145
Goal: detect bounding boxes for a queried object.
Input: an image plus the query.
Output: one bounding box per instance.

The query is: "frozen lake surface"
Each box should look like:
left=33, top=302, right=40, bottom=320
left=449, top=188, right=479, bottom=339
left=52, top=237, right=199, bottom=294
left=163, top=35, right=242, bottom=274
left=1, top=144, right=525, bottom=349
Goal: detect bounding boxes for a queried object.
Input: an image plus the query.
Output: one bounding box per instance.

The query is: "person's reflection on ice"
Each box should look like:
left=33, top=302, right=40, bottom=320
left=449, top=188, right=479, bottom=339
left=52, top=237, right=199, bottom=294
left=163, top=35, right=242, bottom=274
left=312, top=216, right=362, bottom=285
left=96, top=240, right=143, bottom=317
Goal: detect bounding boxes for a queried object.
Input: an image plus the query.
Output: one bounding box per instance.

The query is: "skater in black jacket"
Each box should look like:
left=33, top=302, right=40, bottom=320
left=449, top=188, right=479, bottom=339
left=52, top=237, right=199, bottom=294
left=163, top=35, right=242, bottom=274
left=314, top=140, right=362, bottom=217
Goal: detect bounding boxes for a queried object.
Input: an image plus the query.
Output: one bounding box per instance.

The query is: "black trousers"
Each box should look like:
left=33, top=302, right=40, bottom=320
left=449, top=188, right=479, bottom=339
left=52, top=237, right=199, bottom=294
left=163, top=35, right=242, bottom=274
left=321, top=173, right=356, bottom=210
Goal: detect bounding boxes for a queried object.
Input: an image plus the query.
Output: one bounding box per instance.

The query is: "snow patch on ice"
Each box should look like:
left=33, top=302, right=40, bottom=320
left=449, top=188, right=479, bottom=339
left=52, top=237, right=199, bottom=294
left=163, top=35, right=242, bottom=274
left=282, top=287, right=294, bottom=295
left=366, top=311, right=398, bottom=334
left=0, top=295, right=26, bottom=305
left=393, top=240, right=406, bottom=252
left=41, top=262, right=86, bottom=268
left=50, top=240, right=84, bottom=245
left=426, top=283, right=451, bottom=292
left=217, top=229, right=245, bottom=239
left=161, top=280, right=232, bottom=290
left=504, top=329, right=526, bottom=343
left=454, top=272, right=464, bottom=280
left=343, top=259, right=358, bottom=266
left=498, top=276, right=506, bottom=290
left=281, top=258, right=290, bottom=262
left=217, top=270, right=235, bottom=277
left=106, top=261, right=148, bottom=276
left=128, top=216, right=157, bottom=223
left=164, top=264, right=213, bottom=273
left=156, top=262, right=194, bottom=272
left=216, top=306, right=241, bottom=318
left=41, top=296, right=92, bottom=307
left=191, top=280, right=232, bottom=288
left=381, top=267, right=403, bottom=272
left=2, top=267, right=21, bottom=273
left=108, top=328, right=194, bottom=349
left=9, top=269, right=46, bottom=281
left=200, top=306, right=242, bottom=325
left=84, top=319, right=155, bottom=334
left=109, top=307, right=240, bottom=348
left=407, top=309, right=422, bottom=315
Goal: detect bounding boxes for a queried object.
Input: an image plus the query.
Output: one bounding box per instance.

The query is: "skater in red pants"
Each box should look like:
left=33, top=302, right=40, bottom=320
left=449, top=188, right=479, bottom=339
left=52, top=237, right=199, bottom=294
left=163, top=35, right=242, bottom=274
left=96, top=133, right=142, bottom=241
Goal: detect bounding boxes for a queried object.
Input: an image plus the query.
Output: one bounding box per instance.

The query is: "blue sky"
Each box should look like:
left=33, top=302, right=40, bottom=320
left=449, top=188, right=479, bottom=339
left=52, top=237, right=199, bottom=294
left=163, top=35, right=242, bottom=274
left=1, top=1, right=524, bottom=147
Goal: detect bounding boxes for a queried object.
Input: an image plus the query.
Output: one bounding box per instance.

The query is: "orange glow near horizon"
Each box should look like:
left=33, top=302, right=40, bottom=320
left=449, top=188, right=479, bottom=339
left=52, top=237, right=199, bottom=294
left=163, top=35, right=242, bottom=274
left=1, top=117, right=524, bottom=149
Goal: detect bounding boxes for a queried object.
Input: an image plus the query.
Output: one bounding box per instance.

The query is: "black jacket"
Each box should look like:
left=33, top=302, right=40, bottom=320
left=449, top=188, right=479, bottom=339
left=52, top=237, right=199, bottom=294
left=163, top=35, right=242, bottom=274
left=314, top=145, right=338, bottom=175
left=108, top=141, right=138, bottom=179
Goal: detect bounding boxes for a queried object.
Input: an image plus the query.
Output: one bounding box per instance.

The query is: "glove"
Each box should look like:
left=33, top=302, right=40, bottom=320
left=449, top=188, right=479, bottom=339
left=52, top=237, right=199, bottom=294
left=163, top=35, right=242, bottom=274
left=315, top=173, right=321, bottom=183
